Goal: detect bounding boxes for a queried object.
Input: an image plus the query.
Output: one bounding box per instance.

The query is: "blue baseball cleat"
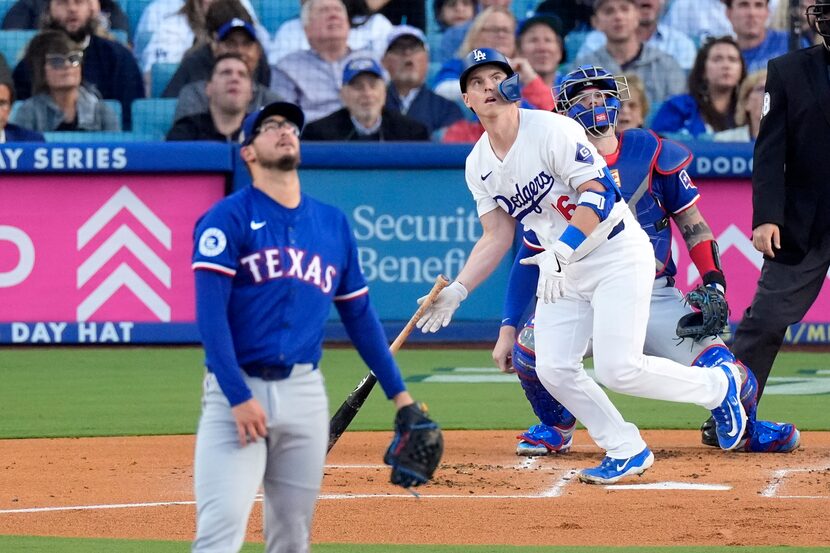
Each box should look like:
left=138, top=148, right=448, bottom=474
left=710, top=362, right=750, bottom=450
left=516, top=422, right=575, bottom=456
left=577, top=446, right=654, bottom=484
left=741, top=421, right=801, bottom=453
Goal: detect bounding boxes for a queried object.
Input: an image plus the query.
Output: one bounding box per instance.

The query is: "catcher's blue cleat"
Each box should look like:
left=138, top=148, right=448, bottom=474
left=741, top=421, right=801, bottom=453
left=710, top=362, right=749, bottom=450
left=516, top=421, right=575, bottom=456
left=577, top=446, right=654, bottom=484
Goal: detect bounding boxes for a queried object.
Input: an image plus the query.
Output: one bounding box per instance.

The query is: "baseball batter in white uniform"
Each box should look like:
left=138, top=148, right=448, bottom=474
left=416, top=48, right=756, bottom=483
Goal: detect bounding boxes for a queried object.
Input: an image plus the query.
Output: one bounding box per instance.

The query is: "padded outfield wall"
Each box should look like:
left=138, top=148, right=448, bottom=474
left=2, top=141, right=829, bottom=345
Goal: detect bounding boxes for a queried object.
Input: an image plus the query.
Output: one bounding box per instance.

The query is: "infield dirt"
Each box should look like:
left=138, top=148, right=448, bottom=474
left=1, top=430, right=829, bottom=547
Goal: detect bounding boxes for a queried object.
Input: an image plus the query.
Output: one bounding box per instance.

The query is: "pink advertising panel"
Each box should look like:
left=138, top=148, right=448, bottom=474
left=673, top=180, right=830, bottom=324
left=0, top=175, right=224, bottom=323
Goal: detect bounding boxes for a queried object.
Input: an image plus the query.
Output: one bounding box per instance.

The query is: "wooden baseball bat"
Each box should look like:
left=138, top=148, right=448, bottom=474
left=327, top=274, right=450, bottom=453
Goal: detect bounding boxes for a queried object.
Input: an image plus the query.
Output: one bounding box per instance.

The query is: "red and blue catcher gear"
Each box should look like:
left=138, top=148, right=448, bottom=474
left=693, top=345, right=758, bottom=432
left=459, top=48, right=521, bottom=102
left=513, top=317, right=577, bottom=432
left=555, top=65, right=630, bottom=137
left=611, top=128, right=698, bottom=279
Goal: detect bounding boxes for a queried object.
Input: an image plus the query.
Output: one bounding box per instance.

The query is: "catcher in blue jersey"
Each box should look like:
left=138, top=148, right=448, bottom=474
left=190, top=102, right=442, bottom=553
left=491, top=66, right=800, bottom=466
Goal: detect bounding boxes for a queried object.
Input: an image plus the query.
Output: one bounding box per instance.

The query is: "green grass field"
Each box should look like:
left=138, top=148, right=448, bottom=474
left=1, top=346, right=829, bottom=551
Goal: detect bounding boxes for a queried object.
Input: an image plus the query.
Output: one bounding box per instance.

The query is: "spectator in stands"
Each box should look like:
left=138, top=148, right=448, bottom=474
left=726, top=0, right=808, bottom=73
left=271, top=0, right=371, bottom=123
left=382, top=25, right=462, bottom=135
left=163, top=0, right=271, bottom=98
left=573, top=0, right=697, bottom=70
left=0, top=78, right=45, bottom=140
left=371, top=0, right=426, bottom=29
left=433, top=7, right=517, bottom=101
left=12, top=30, right=120, bottom=131
left=11, top=0, right=143, bottom=128
left=661, top=0, right=733, bottom=43
left=650, top=36, right=746, bottom=139
left=515, top=11, right=565, bottom=91
left=166, top=52, right=251, bottom=141
left=434, top=0, right=475, bottom=29
left=616, top=72, right=647, bottom=131
left=571, top=0, right=685, bottom=108
left=172, top=18, right=280, bottom=121
left=135, top=0, right=267, bottom=76
left=436, top=0, right=520, bottom=63
left=771, top=0, right=823, bottom=44
left=1, top=0, right=130, bottom=40
left=267, top=0, right=392, bottom=65
left=0, top=53, right=10, bottom=84
left=302, top=57, right=429, bottom=140
left=713, top=68, right=767, bottom=141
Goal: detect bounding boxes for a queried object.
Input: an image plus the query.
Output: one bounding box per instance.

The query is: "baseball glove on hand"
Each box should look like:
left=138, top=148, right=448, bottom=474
left=384, top=402, right=443, bottom=488
left=676, top=284, right=729, bottom=341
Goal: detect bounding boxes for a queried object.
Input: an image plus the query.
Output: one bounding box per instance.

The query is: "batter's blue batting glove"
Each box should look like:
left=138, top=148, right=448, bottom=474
left=415, top=281, right=468, bottom=333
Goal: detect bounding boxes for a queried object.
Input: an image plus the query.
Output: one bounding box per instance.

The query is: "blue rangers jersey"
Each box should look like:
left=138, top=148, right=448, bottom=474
left=192, top=186, right=367, bottom=372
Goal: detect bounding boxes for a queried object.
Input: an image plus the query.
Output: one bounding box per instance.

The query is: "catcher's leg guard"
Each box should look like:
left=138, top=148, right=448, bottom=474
left=741, top=420, right=801, bottom=453
left=513, top=339, right=576, bottom=455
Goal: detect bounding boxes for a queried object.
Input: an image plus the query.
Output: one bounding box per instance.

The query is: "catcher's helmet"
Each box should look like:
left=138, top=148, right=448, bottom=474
left=459, top=47, right=521, bottom=102
left=512, top=316, right=537, bottom=378
left=555, top=64, right=630, bottom=137
left=807, top=0, right=830, bottom=42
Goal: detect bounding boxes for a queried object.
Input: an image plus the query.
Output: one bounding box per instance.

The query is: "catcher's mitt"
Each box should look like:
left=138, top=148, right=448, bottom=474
left=384, top=402, right=443, bottom=488
left=676, top=284, right=729, bottom=341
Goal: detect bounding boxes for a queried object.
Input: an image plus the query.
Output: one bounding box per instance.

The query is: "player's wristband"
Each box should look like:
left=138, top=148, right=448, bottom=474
left=690, top=240, right=726, bottom=292
left=558, top=225, right=586, bottom=253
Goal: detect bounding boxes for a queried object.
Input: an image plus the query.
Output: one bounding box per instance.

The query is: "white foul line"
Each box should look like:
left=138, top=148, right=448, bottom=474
left=541, top=470, right=577, bottom=497
left=761, top=469, right=791, bottom=498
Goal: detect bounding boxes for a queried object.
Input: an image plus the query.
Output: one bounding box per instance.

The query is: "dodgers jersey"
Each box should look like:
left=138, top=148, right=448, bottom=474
left=524, top=128, right=700, bottom=279
left=192, top=186, right=367, bottom=370
left=465, top=109, right=629, bottom=261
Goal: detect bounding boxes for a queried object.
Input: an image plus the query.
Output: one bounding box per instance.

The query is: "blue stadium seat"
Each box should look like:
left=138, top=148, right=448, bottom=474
left=0, top=0, right=16, bottom=24
left=109, top=28, right=130, bottom=46
left=513, top=0, right=539, bottom=20
left=130, top=97, right=177, bottom=139
left=150, top=62, right=178, bottom=98
left=44, top=130, right=158, bottom=142
left=102, top=99, right=123, bottom=126
left=252, top=0, right=300, bottom=34
left=564, top=30, right=588, bottom=64
left=0, top=29, right=37, bottom=65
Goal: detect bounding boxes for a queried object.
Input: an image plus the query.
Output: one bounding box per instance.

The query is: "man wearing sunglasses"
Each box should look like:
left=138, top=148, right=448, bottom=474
left=11, top=0, right=143, bottom=129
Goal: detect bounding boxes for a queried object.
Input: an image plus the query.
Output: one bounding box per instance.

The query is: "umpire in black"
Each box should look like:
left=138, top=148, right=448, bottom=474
left=730, top=1, right=830, bottom=402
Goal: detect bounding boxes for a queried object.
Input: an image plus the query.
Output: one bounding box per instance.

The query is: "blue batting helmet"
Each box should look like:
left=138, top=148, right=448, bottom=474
left=555, top=64, right=629, bottom=137
left=459, top=47, right=521, bottom=102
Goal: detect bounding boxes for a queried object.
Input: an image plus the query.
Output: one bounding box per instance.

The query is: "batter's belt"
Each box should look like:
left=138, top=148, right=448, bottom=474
left=242, top=362, right=316, bottom=381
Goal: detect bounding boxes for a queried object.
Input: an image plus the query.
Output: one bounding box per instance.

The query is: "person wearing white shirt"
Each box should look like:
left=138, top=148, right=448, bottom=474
left=135, top=0, right=270, bottom=74
left=267, top=0, right=392, bottom=65
left=661, top=0, right=734, bottom=43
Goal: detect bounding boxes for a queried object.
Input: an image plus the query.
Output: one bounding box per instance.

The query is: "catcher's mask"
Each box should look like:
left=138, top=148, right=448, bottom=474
left=512, top=316, right=537, bottom=374
left=807, top=0, right=830, bottom=46
left=555, top=64, right=630, bottom=137
left=459, top=47, right=521, bottom=103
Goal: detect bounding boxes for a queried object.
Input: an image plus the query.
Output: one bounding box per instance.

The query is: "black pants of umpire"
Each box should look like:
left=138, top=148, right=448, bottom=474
left=731, top=236, right=830, bottom=402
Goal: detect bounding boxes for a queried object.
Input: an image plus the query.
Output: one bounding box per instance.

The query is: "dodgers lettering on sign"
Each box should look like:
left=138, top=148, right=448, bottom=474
left=352, top=205, right=480, bottom=283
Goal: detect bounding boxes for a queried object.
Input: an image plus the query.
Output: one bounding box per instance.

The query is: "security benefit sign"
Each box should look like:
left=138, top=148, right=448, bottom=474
left=300, top=168, right=511, bottom=321
left=0, top=175, right=224, bottom=344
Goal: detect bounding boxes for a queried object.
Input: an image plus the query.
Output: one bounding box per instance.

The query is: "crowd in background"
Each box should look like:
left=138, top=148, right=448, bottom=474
left=0, top=0, right=824, bottom=143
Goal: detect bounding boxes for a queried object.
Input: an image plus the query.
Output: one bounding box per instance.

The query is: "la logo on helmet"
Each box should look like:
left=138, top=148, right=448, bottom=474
left=473, top=49, right=487, bottom=62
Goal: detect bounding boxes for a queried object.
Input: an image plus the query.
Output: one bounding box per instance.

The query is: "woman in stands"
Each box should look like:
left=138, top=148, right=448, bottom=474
left=12, top=30, right=119, bottom=131
left=713, top=69, right=767, bottom=142
left=616, top=73, right=648, bottom=131
left=650, top=36, right=746, bottom=139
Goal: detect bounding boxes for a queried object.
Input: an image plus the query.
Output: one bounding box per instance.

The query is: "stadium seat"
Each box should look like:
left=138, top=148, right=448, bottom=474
left=150, top=62, right=178, bottom=98
left=102, top=99, right=123, bottom=127
left=512, top=0, right=539, bottom=19
left=0, top=0, right=16, bottom=23
left=109, top=28, right=130, bottom=46
left=125, top=0, right=155, bottom=37
left=130, top=97, right=177, bottom=140
left=251, top=0, right=300, bottom=34
left=564, top=30, right=588, bottom=64
left=0, top=29, right=37, bottom=65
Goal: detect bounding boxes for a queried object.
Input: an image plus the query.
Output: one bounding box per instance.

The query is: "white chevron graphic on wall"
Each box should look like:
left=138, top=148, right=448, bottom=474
left=76, top=186, right=172, bottom=321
